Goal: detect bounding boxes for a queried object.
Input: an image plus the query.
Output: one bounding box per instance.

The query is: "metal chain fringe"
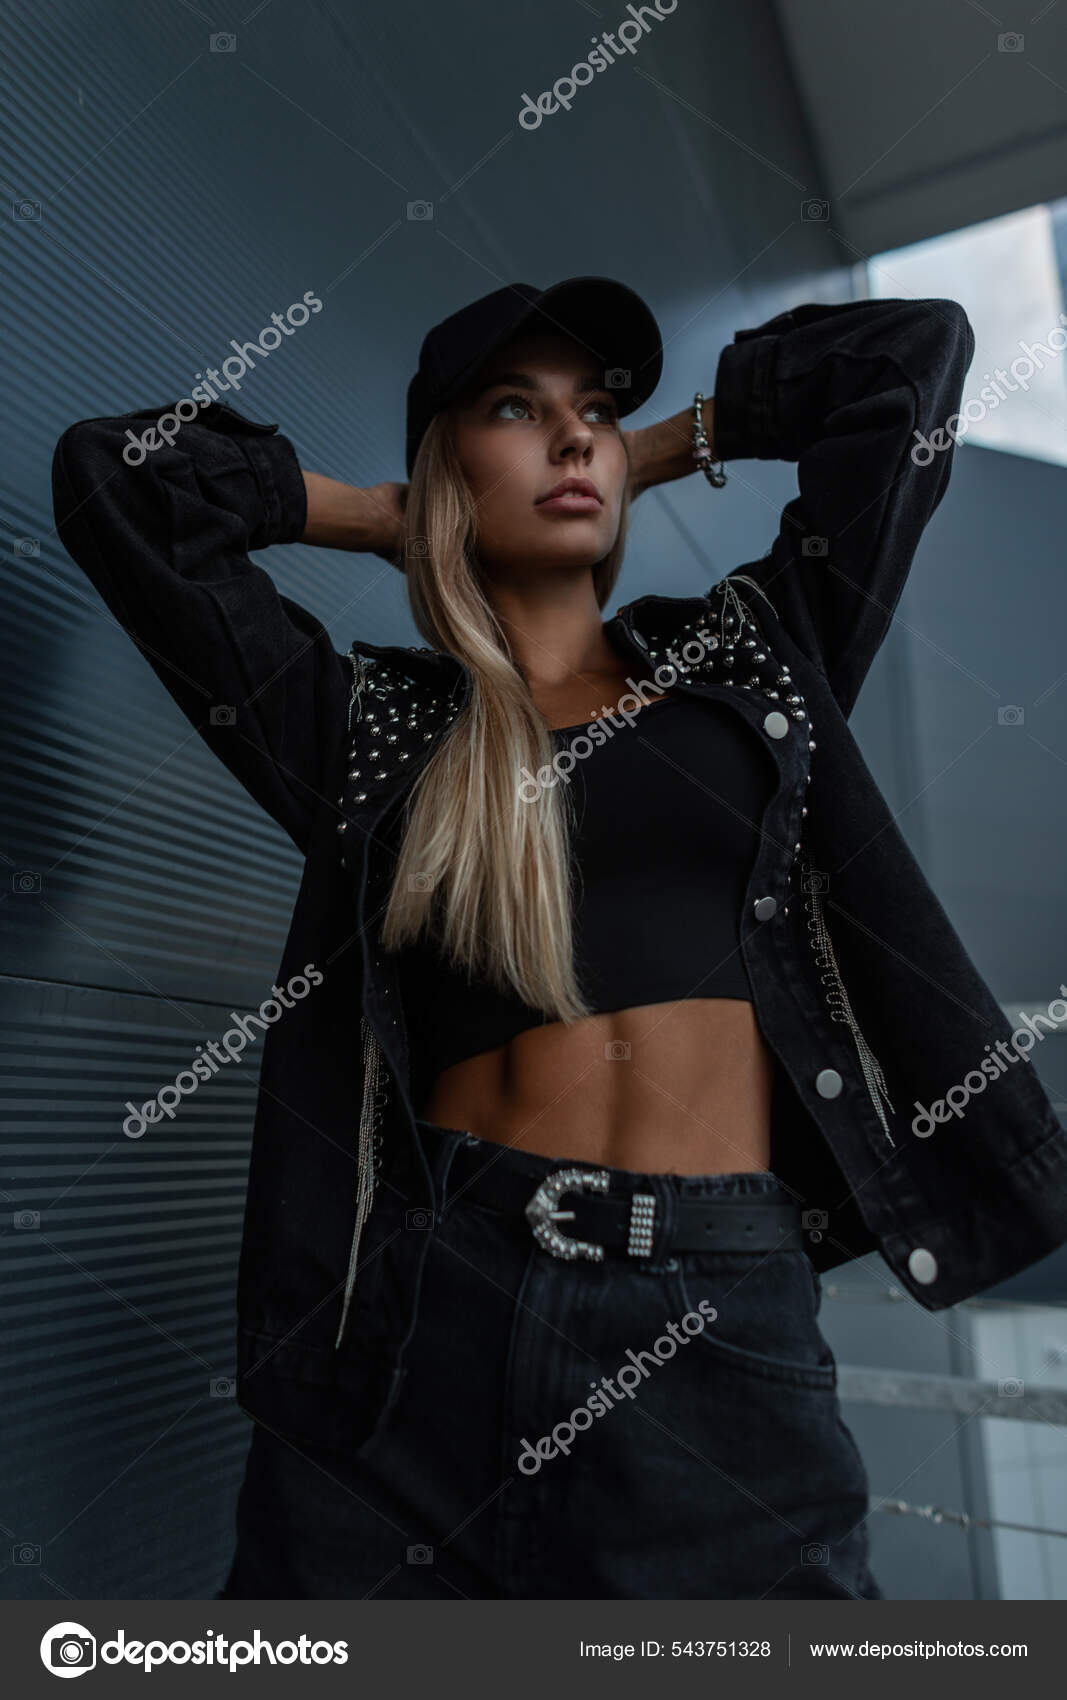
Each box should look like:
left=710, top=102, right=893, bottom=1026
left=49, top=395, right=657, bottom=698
left=335, top=645, right=389, bottom=1349
left=334, top=1017, right=388, bottom=1347
left=799, top=850, right=896, bottom=1147
left=346, top=645, right=373, bottom=731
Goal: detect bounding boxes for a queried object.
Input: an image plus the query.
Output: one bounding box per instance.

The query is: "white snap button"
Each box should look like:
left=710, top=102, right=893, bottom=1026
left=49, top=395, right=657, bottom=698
left=753, top=896, right=778, bottom=921
left=815, top=1068, right=843, bottom=1099
left=908, top=1247, right=938, bottom=1285
left=763, top=710, right=790, bottom=739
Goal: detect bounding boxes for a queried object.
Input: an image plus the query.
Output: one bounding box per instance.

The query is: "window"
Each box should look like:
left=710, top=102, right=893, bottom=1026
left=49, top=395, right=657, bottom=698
left=863, top=197, right=1067, bottom=469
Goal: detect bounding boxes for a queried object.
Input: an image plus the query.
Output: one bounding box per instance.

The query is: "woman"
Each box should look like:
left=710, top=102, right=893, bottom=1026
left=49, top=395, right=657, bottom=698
left=52, top=277, right=1067, bottom=1602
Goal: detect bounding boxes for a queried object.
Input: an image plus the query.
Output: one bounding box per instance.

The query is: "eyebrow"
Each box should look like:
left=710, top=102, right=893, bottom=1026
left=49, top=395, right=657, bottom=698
left=466, top=369, right=615, bottom=402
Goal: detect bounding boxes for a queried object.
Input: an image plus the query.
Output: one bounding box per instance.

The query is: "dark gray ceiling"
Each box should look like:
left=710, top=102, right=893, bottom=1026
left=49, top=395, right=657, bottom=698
left=774, top=0, right=1067, bottom=252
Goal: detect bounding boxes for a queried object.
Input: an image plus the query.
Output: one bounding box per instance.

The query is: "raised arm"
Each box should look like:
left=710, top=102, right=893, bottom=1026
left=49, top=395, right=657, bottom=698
left=627, top=297, right=975, bottom=719
left=51, top=400, right=363, bottom=854
left=300, top=469, right=408, bottom=561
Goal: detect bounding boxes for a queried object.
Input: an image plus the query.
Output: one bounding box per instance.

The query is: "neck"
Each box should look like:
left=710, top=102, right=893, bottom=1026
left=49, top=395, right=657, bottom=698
left=485, top=570, right=616, bottom=691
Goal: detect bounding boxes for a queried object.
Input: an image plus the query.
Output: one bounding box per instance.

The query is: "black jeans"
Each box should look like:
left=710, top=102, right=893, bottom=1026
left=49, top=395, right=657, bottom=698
left=218, top=1119, right=882, bottom=1600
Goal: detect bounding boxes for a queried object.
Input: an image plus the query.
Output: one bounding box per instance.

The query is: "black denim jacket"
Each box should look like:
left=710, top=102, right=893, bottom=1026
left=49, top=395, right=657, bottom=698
left=52, top=296, right=1067, bottom=1459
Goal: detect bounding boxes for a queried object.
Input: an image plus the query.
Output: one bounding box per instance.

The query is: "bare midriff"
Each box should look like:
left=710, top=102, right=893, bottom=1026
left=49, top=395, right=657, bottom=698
left=419, top=680, right=775, bottom=1176
left=420, top=997, right=776, bottom=1176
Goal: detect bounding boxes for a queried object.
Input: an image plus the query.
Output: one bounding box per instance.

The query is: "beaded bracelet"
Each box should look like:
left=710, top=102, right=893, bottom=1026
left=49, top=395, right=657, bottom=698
left=692, top=390, right=727, bottom=487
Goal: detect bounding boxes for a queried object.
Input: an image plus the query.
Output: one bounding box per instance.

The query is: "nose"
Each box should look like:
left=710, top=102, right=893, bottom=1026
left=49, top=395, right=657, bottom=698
left=551, top=407, right=595, bottom=461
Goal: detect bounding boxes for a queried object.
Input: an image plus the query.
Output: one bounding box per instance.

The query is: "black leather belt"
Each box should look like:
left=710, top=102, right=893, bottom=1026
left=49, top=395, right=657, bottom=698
left=442, top=1136, right=805, bottom=1263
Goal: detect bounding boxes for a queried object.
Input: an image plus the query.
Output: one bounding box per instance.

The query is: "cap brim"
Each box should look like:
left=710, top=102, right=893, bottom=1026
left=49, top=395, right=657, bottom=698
left=447, top=276, right=663, bottom=420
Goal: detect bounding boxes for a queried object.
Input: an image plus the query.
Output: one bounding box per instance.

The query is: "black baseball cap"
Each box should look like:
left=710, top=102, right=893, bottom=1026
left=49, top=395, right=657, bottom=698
left=405, top=276, right=663, bottom=476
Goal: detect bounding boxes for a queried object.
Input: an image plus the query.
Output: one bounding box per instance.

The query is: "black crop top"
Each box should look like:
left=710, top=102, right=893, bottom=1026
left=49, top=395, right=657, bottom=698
left=390, top=691, right=778, bottom=1098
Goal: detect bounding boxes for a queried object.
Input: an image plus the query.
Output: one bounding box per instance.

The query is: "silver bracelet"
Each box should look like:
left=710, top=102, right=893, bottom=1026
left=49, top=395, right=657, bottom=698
left=692, top=391, right=727, bottom=487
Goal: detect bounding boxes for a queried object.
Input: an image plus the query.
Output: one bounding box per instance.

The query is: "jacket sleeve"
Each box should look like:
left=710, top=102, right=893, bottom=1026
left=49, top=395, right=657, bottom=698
left=710, top=296, right=975, bottom=719
left=51, top=399, right=349, bottom=856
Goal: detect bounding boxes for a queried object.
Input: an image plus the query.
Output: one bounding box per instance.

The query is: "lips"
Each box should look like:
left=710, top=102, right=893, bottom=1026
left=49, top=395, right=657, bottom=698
left=536, top=477, right=603, bottom=506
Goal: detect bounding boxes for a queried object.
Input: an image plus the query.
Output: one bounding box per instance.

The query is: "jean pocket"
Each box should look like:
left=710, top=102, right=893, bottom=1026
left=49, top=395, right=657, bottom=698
left=666, top=1248, right=838, bottom=1393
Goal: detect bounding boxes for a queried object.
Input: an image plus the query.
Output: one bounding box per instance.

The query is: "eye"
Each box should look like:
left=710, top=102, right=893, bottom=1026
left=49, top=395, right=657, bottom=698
left=490, top=392, right=619, bottom=424
left=584, top=397, right=620, bottom=424
left=492, top=392, right=533, bottom=420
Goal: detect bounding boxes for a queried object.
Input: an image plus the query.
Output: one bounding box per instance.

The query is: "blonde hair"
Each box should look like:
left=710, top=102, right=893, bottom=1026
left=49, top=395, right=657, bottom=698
left=379, top=408, right=633, bottom=1023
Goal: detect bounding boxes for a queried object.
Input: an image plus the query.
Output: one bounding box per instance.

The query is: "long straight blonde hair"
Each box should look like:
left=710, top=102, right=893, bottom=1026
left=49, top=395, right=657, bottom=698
left=379, top=407, right=633, bottom=1023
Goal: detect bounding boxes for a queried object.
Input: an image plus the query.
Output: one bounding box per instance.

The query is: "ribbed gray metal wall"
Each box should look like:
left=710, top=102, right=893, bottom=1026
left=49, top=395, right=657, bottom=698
left=3, top=0, right=1059, bottom=1603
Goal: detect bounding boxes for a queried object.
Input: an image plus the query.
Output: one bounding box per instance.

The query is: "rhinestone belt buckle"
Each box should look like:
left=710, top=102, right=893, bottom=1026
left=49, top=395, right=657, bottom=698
left=524, top=1169, right=658, bottom=1262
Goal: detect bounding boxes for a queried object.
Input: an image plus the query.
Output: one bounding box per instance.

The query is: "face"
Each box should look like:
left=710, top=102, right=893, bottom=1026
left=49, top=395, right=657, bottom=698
left=449, top=327, right=630, bottom=581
